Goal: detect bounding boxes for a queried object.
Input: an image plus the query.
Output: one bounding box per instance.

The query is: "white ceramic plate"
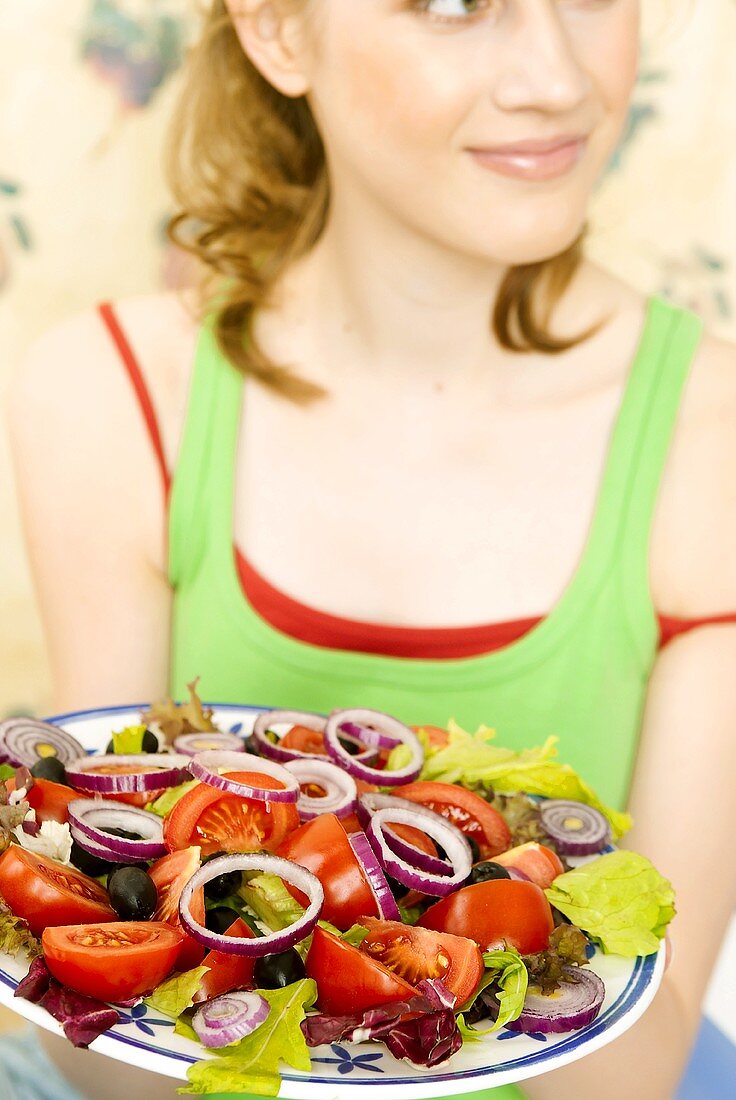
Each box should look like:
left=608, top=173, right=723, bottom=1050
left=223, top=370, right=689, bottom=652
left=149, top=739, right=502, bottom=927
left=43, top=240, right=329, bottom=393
left=0, top=703, right=666, bottom=1098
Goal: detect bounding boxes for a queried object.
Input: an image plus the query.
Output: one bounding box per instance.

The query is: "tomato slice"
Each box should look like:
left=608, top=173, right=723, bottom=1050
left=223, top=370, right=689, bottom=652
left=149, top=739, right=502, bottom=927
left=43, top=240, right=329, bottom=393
left=163, top=773, right=298, bottom=857
left=360, top=918, right=483, bottom=1006
left=410, top=725, right=450, bottom=749
left=148, top=847, right=206, bottom=971
left=494, top=842, right=564, bottom=889
left=418, top=879, right=554, bottom=954
left=0, top=848, right=115, bottom=936
left=394, top=781, right=511, bottom=859
left=43, top=921, right=183, bottom=1001
left=277, top=813, right=379, bottom=930
left=193, top=917, right=255, bottom=1004
left=279, top=726, right=328, bottom=755
left=5, top=776, right=78, bottom=825
left=306, top=926, right=417, bottom=1015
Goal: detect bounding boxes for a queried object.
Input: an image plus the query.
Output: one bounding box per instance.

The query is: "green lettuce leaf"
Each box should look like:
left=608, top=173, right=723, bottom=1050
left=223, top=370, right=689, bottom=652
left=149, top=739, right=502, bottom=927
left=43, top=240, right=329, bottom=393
left=238, top=872, right=305, bottom=932
left=422, top=720, right=631, bottom=841
left=0, top=893, right=41, bottom=959
left=174, top=1014, right=199, bottom=1043
left=111, top=724, right=147, bottom=755
left=341, top=924, right=369, bottom=947
left=0, top=765, right=15, bottom=782
left=456, top=947, right=528, bottom=1039
left=144, top=965, right=210, bottom=1019
left=544, top=850, right=676, bottom=956
left=179, top=978, right=317, bottom=1096
left=146, top=779, right=199, bottom=818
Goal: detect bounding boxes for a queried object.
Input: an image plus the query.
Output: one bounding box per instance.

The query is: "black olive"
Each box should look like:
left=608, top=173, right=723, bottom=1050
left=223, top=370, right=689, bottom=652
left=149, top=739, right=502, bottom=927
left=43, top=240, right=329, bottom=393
left=468, top=861, right=511, bottom=885
left=384, top=873, right=409, bottom=901
left=253, top=948, right=306, bottom=990
left=243, top=734, right=260, bottom=755
left=107, top=867, right=157, bottom=921
left=70, top=841, right=116, bottom=878
left=104, top=827, right=144, bottom=841
left=337, top=736, right=361, bottom=757
left=206, top=906, right=239, bottom=934
left=204, top=869, right=242, bottom=901
left=466, top=836, right=481, bottom=863
left=30, top=757, right=68, bottom=785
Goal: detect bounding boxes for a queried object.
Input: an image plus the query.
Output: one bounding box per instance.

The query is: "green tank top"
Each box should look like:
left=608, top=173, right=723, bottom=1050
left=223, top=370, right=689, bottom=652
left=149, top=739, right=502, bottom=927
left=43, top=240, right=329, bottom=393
left=167, top=293, right=703, bottom=1100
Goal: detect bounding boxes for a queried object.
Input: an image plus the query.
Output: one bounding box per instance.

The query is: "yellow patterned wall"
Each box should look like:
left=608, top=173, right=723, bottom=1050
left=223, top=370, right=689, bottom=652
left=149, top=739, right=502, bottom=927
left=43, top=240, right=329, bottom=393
left=1, top=0, right=734, bottom=718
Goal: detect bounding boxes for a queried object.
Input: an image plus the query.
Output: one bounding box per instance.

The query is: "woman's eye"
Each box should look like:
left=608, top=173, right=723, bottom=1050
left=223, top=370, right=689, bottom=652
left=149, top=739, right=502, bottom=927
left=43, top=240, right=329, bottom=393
left=410, top=0, right=496, bottom=25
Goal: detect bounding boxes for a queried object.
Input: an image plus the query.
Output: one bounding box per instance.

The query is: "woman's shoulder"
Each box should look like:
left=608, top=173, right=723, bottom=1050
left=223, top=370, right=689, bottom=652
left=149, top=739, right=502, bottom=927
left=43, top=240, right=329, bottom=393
left=7, top=289, right=201, bottom=475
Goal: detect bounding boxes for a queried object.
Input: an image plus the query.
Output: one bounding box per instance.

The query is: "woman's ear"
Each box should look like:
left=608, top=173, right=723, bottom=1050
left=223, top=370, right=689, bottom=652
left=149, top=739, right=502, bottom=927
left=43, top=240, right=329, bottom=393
left=223, top=1, right=311, bottom=98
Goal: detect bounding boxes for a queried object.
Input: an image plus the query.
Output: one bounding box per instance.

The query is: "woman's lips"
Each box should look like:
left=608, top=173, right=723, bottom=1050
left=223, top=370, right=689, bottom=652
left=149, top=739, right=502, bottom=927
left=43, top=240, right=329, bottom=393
left=467, top=137, right=588, bottom=181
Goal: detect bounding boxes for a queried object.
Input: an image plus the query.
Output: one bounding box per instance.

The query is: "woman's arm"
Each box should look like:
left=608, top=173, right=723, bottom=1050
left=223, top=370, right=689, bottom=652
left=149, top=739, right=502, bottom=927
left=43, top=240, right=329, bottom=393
left=4, top=308, right=173, bottom=712
left=525, top=624, right=736, bottom=1100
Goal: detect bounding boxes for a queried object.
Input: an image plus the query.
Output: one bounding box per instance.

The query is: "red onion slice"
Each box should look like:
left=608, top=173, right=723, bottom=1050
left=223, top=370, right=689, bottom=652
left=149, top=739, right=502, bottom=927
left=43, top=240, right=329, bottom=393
left=67, top=754, right=191, bottom=794
left=336, top=719, right=403, bottom=752
left=507, top=967, right=605, bottom=1034
left=539, top=800, right=611, bottom=856
left=0, top=718, right=85, bottom=768
left=179, top=853, right=323, bottom=956
left=67, top=799, right=165, bottom=861
left=366, top=807, right=472, bottom=897
left=188, top=751, right=298, bottom=804
left=69, top=826, right=144, bottom=864
left=324, top=709, right=423, bottom=786
left=357, top=792, right=458, bottom=877
left=283, top=759, right=357, bottom=821
left=173, top=732, right=246, bottom=757
left=348, top=831, right=401, bottom=921
left=252, top=709, right=377, bottom=765
left=193, top=991, right=270, bottom=1048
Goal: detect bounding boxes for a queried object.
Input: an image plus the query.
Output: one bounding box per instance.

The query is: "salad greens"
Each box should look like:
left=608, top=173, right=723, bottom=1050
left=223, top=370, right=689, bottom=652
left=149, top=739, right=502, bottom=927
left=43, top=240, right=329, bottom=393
left=419, top=719, right=632, bottom=841
left=144, top=965, right=211, bottom=1019
left=111, top=724, right=147, bottom=755
left=0, top=893, right=41, bottom=959
left=146, top=779, right=199, bottom=818
left=179, top=979, right=317, bottom=1096
left=545, top=850, right=676, bottom=956
left=239, top=872, right=306, bottom=933
left=456, top=947, right=528, bottom=1039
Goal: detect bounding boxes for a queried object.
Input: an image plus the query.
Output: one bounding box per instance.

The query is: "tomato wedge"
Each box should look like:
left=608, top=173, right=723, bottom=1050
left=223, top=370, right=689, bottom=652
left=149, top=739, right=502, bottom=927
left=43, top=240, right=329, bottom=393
left=418, top=879, right=554, bottom=954
left=361, top=918, right=483, bottom=1006
left=494, top=842, right=564, bottom=889
left=148, top=847, right=206, bottom=971
left=306, top=926, right=417, bottom=1015
left=193, top=917, right=255, bottom=1004
left=163, top=773, right=298, bottom=857
left=0, top=848, right=115, bottom=936
left=394, top=780, right=511, bottom=859
left=5, top=776, right=78, bottom=825
left=277, top=813, right=379, bottom=930
left=43, top=921, right=183, bottom=1001
left=280, top=726, right=328, bottom=755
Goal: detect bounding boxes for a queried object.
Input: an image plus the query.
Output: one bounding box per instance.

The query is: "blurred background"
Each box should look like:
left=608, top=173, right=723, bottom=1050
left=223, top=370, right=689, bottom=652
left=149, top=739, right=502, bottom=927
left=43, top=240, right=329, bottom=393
left=0, top=1, right=734, bottom=1093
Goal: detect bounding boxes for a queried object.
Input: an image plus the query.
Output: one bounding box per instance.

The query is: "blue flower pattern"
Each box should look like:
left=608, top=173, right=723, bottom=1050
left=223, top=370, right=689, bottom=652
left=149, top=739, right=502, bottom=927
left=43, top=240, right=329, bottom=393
left=312, top=1044, right=385, bottom=1074
left=116, top=1002, right=174, bottom=1038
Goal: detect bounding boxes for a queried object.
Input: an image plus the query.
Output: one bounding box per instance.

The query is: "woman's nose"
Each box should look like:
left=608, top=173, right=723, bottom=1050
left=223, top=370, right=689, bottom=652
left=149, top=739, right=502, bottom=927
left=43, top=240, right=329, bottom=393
left=491, top=0, right=593, bottom=116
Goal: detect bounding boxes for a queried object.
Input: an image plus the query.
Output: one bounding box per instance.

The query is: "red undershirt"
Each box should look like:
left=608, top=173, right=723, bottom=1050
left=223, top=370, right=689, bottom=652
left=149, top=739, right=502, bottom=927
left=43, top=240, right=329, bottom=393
left=99, top=301, right=736, bottom=658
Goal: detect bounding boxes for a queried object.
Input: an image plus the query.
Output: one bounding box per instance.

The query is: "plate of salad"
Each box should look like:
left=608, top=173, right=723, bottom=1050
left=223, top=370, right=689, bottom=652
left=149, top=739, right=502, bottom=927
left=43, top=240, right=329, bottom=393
left=0, top=686, right=674, bottom=1098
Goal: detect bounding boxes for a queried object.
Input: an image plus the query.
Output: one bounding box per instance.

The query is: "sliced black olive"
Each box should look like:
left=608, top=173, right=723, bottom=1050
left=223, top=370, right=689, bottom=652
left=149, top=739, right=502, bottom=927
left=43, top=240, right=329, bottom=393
left=468, top=861, right=511, bottom=885
left=253, top=948, right=306, bottom=989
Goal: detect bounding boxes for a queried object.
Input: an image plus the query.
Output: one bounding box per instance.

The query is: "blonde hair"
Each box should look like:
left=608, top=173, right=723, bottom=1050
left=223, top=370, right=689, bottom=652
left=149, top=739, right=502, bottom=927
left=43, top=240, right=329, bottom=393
left=166, top=0, right=606, bottom=405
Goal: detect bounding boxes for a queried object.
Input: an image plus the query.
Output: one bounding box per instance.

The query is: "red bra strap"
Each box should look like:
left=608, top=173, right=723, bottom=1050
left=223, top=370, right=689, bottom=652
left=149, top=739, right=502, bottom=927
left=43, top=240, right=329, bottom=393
left=97, top=301, right=171, bottom=501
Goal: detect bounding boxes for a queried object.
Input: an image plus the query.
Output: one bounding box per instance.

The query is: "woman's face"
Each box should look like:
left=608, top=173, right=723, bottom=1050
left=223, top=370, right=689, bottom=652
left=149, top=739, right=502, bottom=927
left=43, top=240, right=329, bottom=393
left=284, top=0, right=640, bottom=265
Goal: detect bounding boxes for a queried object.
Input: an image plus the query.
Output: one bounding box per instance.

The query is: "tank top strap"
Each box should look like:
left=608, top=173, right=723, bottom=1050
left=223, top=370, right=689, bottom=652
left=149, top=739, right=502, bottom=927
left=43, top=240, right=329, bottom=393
left=168, top=306, right=244, bottom=589
left=582, top=293, right=705, bottom=658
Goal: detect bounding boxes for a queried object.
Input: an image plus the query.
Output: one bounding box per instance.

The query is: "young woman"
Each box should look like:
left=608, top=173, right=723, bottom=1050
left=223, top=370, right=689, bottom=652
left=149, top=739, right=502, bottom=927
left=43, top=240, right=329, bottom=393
left=6, top=2, right=736, bottom=1099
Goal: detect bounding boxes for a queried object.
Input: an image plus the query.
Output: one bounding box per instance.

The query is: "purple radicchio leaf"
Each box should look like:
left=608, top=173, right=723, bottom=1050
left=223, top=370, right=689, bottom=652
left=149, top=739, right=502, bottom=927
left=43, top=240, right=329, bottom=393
left=301, top=993, right=434, bottom=1047
left=415, top=977, right=457, bottom=1010
left=15, top=957, right=119, bottom=1048
left=382, top=1008, right=463, bottom=1068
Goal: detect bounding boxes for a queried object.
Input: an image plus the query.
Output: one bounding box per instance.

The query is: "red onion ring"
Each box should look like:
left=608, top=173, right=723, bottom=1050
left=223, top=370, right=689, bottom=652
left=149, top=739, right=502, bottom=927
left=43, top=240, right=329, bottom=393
left=283, top=759, right=357, bottom=821
left=336, top=719, right=403, bottom=752
left=539, top=800, right=611, bottom=856
left=66, top=754, right=191, bottom=794
left=188, top=751, right=299, bottom=804
left=323, top=709, right=423, bottom=786
left=252, top=709, right=377, bottom=765
left=366, top=806, right=472, bottom=897
left=357, top=792, right=458, bottom=877
left=348, top=830, right=401, bottom=921
left=192, top=991, right=270, bottom=1048
left=68, top=799, right=165, bottom=861
left=506, top=967, right=605, bottom=1034
left=173, top=732, right=246, bottom=757
left=179, top=853, right=323, bottom=956
left=0, top=718, right=85, bottom=768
